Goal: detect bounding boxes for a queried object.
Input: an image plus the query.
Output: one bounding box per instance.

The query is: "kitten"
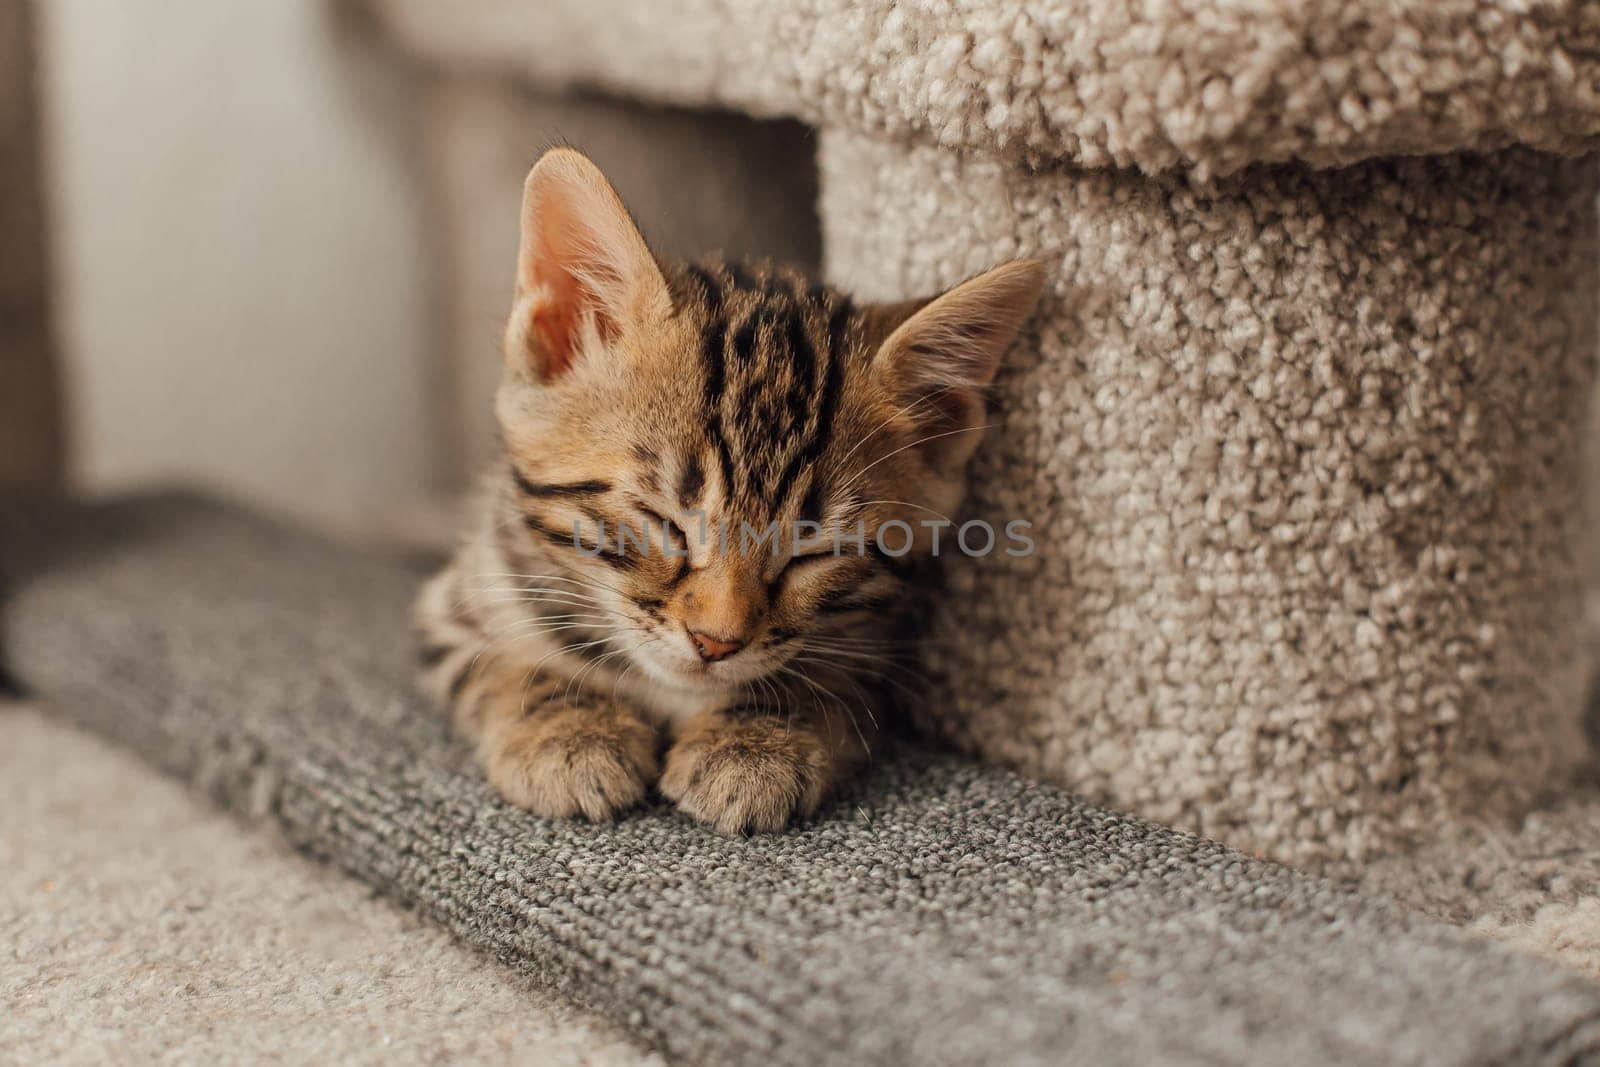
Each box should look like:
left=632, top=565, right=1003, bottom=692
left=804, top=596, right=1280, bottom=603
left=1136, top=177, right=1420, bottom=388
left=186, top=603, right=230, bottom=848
left=415, top=148, right=1042, bottom=834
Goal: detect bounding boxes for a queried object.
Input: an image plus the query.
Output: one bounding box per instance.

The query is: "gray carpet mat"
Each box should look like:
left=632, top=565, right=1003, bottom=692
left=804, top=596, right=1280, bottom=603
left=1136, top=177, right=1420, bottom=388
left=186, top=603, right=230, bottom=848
left=3, top=494, right=1598, bottom=1066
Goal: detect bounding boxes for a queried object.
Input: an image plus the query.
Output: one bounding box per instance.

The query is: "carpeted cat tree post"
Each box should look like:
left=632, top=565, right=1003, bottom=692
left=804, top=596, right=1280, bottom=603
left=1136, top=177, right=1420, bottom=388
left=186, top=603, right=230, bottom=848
left=370, top=1, right=1600, bottom=867
left=827, top=138, right=1596, bottom=868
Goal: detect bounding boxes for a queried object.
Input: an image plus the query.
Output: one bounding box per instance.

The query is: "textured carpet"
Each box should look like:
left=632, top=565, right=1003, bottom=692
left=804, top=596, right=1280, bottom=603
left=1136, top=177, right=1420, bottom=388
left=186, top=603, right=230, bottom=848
left=0, top=702, right=655, bottom=1065
left=822, top=134, right=1599, bottom=869
left=368, top=0, right=1600, bottom=177
left=3, top=494, right=1600, bottom=1064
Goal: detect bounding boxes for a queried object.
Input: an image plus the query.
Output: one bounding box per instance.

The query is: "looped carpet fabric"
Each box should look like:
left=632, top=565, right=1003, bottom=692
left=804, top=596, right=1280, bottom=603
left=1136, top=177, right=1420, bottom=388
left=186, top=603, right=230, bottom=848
left=4, top=494, right=1600, bottom=1064
left=368, top=0, right=1600, bottom=177
left=820, top=135, right=1600, bottom=866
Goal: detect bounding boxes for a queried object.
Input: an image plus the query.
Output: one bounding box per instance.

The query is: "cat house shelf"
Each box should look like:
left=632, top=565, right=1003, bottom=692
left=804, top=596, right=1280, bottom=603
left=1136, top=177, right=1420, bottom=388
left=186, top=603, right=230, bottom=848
left=366, top=0, right=1600, bottom=869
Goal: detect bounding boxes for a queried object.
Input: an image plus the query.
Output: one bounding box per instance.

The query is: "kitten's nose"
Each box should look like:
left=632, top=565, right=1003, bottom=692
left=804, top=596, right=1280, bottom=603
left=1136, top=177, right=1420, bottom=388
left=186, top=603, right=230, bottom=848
left=689, top=630, right=745, bottom=663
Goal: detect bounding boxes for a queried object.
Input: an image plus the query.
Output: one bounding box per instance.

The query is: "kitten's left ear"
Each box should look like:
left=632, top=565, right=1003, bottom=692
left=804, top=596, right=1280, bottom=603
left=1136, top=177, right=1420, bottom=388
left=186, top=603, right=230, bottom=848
left=869, top=259, right=1046, bottom=470
left=506, top=148, right=671, bottom=382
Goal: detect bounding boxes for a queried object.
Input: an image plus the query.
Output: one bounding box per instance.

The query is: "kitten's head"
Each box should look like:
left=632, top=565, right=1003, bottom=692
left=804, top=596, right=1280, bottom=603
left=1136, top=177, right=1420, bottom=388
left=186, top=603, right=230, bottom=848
left=494, top=148, right=1043, bottom=696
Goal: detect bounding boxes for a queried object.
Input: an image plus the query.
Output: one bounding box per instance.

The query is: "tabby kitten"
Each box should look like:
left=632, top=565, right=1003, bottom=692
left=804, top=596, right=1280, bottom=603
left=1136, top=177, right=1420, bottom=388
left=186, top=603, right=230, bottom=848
left=415, top=148, right=1042, bottom=833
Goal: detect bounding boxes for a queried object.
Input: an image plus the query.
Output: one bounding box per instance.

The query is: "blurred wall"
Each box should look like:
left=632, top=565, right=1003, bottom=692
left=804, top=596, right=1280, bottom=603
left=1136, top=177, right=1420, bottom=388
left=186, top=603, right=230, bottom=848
left=39, top=0, right=436, bottom=535
left=0, top=0, right=66, bottom=493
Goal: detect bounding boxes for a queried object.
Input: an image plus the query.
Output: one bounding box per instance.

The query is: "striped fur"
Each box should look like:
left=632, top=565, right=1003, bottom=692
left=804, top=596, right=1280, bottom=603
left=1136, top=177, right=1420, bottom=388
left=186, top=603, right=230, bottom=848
left=415, top=148, right=1041, bottom=834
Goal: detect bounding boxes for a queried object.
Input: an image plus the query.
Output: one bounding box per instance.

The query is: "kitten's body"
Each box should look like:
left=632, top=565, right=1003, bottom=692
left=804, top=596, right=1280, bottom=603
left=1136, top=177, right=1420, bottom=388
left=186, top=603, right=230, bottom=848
left=415, top=149, right=1041, bottom=833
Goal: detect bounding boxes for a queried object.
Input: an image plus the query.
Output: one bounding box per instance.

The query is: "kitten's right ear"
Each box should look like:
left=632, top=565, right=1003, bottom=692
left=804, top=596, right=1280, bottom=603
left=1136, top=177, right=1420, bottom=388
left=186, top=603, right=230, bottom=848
left=505, top=148, right=670, bottom=382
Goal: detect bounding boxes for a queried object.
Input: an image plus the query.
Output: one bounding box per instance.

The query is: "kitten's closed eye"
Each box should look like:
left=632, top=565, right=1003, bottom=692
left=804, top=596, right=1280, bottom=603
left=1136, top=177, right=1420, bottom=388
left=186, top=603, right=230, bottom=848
left=771, top=549, right=850, bottom=600
left=781, top=550, right=836, bottom=578
left=664, top=518, right=688, bottom=550
left=637, top=507, right=688, bottom=553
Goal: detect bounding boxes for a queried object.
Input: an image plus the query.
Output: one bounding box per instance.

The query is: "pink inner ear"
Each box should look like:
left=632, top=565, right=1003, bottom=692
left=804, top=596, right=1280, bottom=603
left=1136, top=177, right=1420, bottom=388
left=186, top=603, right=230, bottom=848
left=529, top=296, right=578, bottom=380
left=526, top=208, right=615, bottom=379
left=915, top=385, right=980, bottom=439
left=532, top=199, right=628, bottom=365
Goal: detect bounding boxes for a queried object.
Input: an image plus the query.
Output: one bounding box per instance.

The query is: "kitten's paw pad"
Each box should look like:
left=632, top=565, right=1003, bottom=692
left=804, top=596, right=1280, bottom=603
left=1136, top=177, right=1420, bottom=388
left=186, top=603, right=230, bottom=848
left=660, top=718, right=831, bottom=835
left=486, top=707, right=659, bottom=822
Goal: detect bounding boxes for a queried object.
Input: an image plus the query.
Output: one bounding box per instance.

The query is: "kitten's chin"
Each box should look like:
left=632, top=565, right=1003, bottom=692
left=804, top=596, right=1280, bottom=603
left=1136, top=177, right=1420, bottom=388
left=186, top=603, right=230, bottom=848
left=630, top=647, right=768, bottom=699
left=632, top=651, right=734, bottom=694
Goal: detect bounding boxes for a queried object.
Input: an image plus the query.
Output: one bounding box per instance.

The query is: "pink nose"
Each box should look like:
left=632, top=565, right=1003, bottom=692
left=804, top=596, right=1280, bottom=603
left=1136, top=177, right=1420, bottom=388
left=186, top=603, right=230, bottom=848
left=689, top=630, right=745, bottom=662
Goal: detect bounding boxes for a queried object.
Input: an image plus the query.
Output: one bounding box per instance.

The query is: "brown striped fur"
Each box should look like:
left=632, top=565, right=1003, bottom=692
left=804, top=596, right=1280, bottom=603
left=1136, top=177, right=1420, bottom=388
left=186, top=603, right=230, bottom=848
left=415, top=148, right=1043, bottom=833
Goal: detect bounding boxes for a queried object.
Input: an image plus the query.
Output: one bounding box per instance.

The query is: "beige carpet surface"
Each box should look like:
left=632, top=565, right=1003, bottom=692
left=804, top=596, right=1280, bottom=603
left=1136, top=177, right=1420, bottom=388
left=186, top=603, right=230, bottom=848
left=0, top=701, right=656, bottom=1066
left=370, top=0, right=1600, bottom=177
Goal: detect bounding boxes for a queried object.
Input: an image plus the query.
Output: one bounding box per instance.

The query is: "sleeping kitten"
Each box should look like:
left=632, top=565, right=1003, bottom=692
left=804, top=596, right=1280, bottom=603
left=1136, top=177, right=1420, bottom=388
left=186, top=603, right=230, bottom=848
left=415, top=148, right=1042, bottom=833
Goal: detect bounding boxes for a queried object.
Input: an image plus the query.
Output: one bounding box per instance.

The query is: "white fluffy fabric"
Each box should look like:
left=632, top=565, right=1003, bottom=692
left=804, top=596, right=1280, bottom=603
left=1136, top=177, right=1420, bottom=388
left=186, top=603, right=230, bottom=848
left=0, top=703, right=655, bottom=1066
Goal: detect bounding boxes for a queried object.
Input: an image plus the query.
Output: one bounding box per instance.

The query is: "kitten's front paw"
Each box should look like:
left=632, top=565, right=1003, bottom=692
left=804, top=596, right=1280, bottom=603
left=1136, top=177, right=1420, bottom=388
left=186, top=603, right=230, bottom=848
left=485, top=706, right=658, bottom=822
left=660, top=714, right=832, bottom=835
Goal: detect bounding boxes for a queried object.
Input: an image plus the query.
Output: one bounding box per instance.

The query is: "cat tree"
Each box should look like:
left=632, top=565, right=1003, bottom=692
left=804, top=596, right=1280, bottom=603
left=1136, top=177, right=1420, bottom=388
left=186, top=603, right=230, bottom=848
left=370, top=0, right=1600, bottom=867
